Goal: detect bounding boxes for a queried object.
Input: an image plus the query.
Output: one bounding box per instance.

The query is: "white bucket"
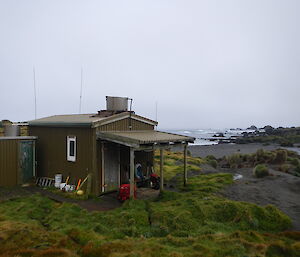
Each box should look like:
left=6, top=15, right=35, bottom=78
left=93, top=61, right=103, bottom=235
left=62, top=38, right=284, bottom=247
left=64, top=185, right=75, bottom=192
left=69, top=185, right=75, bottom=192
left=64, top=185, right=71, bottom=191
left=55, top=174, right=62, bottom=188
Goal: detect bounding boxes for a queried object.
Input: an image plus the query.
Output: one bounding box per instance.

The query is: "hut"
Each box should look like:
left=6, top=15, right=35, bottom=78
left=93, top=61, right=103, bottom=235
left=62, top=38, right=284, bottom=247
left=28, top=96, right=194, bottom=197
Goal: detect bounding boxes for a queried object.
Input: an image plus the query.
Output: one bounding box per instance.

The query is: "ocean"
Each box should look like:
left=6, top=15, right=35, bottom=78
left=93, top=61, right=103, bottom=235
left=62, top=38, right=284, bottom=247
left=164, top=128, right=300, bottom=155
left=165, top=128, right=259, bottom=145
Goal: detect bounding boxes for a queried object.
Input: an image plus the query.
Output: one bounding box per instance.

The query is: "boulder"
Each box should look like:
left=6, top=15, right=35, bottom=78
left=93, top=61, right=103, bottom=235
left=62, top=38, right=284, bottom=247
left=247, top=125, right=258, bottom=130
left=263, top=125, right=274, bottom=134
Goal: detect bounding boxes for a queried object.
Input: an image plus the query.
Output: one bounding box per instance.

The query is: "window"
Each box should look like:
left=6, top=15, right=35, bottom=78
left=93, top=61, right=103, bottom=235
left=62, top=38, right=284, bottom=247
left=67, top=136, right=76, bottom=162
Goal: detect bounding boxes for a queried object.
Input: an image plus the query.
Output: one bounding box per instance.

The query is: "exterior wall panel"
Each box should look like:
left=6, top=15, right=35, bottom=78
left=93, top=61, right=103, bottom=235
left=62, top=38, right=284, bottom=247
left=0, top=139, right=18, bottom=186
left=29, top=126, right=95, bottom=190
left=98, top=118, right=154, bottom=132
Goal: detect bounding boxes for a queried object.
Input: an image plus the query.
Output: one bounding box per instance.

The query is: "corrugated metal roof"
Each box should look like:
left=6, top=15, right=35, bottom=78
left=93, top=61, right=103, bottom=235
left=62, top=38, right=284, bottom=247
left=28, top=114, right=103, bottom=127
left=28, top=112, right=158, bottom=127
left=97, top=130, right=195, bottom=147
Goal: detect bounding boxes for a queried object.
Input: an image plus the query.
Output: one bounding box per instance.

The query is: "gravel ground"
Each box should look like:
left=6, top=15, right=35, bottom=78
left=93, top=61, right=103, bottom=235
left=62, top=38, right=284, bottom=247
left=173, top=143, right=300, bottom=158
left=188, top=143, right=281, bottom=158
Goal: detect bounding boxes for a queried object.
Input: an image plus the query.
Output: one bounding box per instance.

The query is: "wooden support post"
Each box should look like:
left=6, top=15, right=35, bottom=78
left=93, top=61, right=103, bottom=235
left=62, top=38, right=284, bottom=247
left=101, top=143, right=105, bottom=193
left=118, top=145, right=121, bottom=187
left=184, top=143, right=187, bottom=187
left=130, top=147, right=135, bottom=199
left=160, top=148, right=164, bottom=191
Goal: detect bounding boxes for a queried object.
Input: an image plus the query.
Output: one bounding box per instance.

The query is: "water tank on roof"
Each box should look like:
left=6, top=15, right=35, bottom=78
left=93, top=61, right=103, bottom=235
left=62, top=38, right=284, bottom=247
left=4, top=124, right=20, bottom=136
left=106, top=96, right=128, bottom=112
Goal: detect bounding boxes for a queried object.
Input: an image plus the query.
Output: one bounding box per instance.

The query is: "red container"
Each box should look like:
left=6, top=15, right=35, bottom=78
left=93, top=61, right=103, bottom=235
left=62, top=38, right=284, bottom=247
left=118, top=184, right=137, bottom=201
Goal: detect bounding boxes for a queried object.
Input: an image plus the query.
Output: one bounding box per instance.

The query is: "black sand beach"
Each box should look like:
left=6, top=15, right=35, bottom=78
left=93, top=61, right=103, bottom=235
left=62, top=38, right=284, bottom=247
left=185, top=143, right=300, bottom=158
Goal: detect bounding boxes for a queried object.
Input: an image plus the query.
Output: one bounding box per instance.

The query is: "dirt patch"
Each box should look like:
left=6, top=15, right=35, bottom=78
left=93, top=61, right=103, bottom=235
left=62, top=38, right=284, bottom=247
left=0, top=186, right=161, bottom=213
left=0, top=186, right=32, bottom=202
left=23, top=187, right=122, bottom=212
left=200, top=165, right=300, bottom=230
left=136, top=188, right=160, bottom=200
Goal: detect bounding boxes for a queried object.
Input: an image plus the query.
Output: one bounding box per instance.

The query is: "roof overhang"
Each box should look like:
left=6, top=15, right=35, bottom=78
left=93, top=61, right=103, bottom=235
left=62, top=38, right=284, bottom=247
left=96, top=130, right=195, bottom=150
left=0, top=136, right=37, bottom=141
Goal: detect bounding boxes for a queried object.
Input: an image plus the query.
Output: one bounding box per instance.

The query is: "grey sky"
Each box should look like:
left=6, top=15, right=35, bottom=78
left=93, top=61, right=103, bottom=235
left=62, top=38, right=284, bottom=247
left=0, top=0, right=299, bottom=129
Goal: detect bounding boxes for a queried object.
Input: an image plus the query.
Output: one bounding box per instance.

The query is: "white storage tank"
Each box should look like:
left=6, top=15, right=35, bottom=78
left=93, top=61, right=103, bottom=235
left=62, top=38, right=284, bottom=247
left=4, top=124, right=20, bottom=137
left=106, top=96, right=128, bottom=112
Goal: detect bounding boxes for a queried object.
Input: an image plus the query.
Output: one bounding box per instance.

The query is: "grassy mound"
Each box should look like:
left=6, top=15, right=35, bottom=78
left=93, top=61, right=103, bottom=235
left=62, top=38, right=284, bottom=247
left=205, top=155, right=218, bottom=168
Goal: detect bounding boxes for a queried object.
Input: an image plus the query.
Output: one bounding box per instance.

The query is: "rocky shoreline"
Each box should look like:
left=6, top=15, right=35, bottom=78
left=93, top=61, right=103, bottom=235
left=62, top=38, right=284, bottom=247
left=231, top=126, right=300, bottom=146
left=188, top=143, right=281, bottom=158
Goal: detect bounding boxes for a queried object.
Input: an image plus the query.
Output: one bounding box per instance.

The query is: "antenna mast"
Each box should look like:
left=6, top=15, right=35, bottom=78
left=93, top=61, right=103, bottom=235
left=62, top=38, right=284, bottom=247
left=33, top=67, right=37, bottom=119
left=129, top=98, right=133, bottom=130
left=155, top=101, right=158, bottom=122
left=79, top=67, right=83, bottom=114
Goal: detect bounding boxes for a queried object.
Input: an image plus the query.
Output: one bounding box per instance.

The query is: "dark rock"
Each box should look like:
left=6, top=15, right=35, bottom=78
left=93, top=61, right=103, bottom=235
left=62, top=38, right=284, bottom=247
left=213, top=133, right=225, bottom=137
left=247, top=125, right=257, bottom=130
left=263, top=125, right=274, bottom=134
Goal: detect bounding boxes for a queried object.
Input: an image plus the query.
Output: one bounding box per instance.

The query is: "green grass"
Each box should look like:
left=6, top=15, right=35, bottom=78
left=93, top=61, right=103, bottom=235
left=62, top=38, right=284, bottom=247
left=0, top=170, right=298, bottom=256
left=154, top=150, right=204, bottom=181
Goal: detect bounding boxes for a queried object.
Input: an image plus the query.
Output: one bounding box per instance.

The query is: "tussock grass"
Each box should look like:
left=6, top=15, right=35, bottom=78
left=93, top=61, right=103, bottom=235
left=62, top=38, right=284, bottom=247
left=154, top=150, right=204, bottom=181
left=253, top=164, right=269, bottom=178
left=221, top=149, right=300, bottom=177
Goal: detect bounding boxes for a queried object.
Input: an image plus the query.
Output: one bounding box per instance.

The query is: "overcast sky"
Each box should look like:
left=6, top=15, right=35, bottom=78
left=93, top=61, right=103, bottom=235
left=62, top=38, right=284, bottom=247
left=0, top=0, right=299, bottom=129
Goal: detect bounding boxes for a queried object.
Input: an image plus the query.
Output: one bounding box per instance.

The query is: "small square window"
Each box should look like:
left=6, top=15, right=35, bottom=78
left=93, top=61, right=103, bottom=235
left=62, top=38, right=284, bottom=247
left=67, top=136, right=76, bottom=162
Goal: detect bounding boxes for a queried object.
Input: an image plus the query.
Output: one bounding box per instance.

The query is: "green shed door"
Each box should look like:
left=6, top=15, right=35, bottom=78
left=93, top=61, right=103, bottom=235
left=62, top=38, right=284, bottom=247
left=20, top=141, right=35, bottom=183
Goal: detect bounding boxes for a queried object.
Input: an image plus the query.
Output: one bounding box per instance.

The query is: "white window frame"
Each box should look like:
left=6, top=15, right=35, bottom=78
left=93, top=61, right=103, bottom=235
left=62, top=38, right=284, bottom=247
left=67, top=136, right=76, bottom=162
